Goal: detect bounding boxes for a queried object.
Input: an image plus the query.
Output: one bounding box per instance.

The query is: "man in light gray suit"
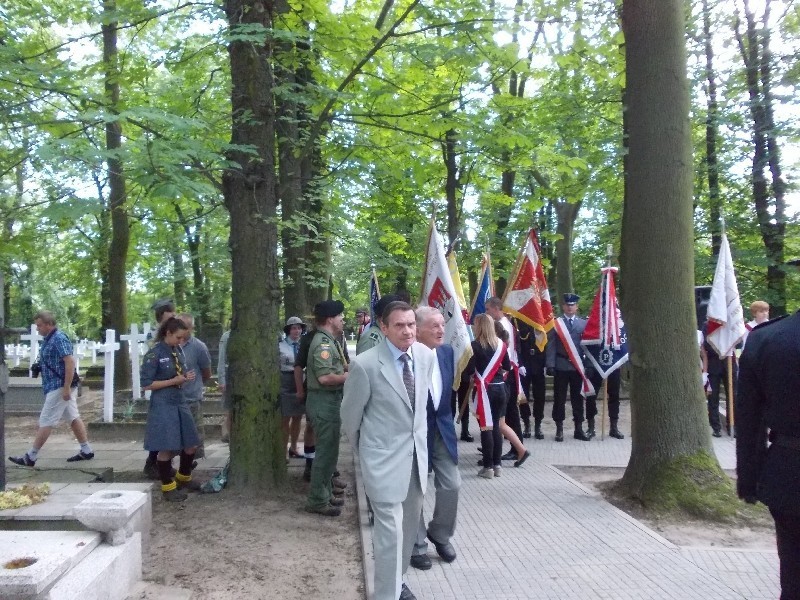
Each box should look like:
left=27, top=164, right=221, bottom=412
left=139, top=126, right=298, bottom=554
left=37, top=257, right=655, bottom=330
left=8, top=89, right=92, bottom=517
left=341, top=301, right=435, bottom=600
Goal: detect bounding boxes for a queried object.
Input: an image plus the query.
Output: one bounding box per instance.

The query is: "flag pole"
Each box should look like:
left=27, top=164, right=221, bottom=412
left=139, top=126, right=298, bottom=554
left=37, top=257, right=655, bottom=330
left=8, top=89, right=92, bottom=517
left=371, top=263, right=381, bottom=298
left=601, top=243, right=614, bottom=440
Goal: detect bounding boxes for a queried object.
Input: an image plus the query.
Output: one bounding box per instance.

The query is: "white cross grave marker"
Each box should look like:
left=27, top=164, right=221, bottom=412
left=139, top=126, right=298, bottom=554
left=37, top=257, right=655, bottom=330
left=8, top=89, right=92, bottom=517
left=102, top=329, right=120, bottom=423
left=88, top=341, right=100, bottom=365
left=20, top=325, right=43, bottom=377
left=120, top=323, right=148, bottom=400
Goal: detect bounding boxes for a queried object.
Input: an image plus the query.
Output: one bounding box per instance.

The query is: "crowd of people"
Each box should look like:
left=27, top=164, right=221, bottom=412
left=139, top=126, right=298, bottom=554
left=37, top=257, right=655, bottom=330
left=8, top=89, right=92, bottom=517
left=8, top=271, right=799, bottom=600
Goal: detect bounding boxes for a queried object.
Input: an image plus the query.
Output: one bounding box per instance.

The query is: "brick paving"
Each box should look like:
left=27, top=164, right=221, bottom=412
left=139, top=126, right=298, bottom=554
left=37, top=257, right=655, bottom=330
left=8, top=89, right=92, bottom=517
left=361, top=402, right=779, bottom=600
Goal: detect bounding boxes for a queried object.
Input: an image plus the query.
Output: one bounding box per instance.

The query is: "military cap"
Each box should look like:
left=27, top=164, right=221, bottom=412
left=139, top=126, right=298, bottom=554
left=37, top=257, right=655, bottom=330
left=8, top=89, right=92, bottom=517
left=562, top=293, right=580, bottom=305
left=355, top=307, right=368, bottom=316
left=313, top=300, right=345, bottom=319
left=284, top=316, right=307, bottom=335
left=151, top=298, right=175, bottom=311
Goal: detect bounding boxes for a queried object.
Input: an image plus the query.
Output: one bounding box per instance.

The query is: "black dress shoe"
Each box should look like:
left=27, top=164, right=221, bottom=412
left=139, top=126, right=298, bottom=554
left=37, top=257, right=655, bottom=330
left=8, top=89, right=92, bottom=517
left=574, top=429, right=591, bottom=441
left=399, top=583, right=417, bottom=600
left=514, top=450, right=531, bottom=468
left=427, top=530, right=456, bottom=562
left=500, top=450, right=516, bottom=460
left=609, top=428, right=625, bottom=439
left=410, top=554, right=432, bottom=570
left=460, top=432, right=474, bottom=442
left=712, top=430, right=722, bottom=438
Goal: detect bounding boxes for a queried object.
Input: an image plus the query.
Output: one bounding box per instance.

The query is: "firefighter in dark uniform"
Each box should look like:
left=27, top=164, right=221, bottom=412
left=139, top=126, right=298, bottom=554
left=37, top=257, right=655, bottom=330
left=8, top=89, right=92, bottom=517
left=304, top=300, right=349, bottom=517
left=736, top=277, right=800, bottom=600
left=515, top=317, right=547, bottom=439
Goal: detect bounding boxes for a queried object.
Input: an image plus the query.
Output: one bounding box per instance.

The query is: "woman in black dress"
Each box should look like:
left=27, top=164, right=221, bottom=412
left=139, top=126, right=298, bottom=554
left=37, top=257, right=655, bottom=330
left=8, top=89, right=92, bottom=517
left=467, top=314, right=512, bottom=479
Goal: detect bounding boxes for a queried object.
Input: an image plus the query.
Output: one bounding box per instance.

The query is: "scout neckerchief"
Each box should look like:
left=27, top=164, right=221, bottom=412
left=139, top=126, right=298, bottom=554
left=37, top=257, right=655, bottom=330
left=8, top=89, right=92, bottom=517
left=471, top=341, right=506, bottom=429
left=553, top=317, right=595, bottom=397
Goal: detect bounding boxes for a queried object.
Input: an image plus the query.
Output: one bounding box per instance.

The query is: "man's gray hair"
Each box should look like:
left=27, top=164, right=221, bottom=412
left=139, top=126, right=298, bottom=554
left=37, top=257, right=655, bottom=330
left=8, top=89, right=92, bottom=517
left=415, top=306, right=441, bottom=325
left=177, top=313, right=195, bottom=327
left=34, top=310, right=56, bottom=326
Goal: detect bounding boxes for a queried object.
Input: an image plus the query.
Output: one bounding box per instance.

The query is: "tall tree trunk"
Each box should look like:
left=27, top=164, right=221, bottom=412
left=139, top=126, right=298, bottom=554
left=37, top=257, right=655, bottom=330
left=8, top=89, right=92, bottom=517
left=619, top=0, right=718, bottom=501
left=223, top=0, right=283, bottom=490
left=170, top=221, right=187, bottom=309
left=102, top=0, right=130, bottom=389
left=702, top=0, right=722, bottom=257
left=276, top=53, right=308, bottom=318
left=553, top=199, right=581, bottom=302
left=173, top=205, right=209, bottom=330
left=736, top=0, right=786, bottom=315
left=443, top=127, right=460, bottom=246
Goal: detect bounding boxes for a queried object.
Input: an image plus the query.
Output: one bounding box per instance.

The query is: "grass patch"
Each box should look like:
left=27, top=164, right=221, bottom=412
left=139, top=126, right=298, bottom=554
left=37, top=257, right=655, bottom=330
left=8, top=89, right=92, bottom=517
left=608, top=451, right=769, bottom=523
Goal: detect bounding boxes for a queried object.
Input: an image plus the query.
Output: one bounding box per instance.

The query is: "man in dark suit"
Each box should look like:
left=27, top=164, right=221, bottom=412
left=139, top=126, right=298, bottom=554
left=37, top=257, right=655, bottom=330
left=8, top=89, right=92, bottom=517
left=736, top=288, right=800, bottom=600
left=410, top=306, right=460, bottom=571
left=545, top=293, right=592, bottom=441
left=701, top=322, right=736, bottom=437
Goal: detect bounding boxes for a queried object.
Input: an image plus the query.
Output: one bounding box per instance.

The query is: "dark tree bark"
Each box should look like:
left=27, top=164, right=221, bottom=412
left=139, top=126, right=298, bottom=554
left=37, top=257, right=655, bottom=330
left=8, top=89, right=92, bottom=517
left=619, top=0, right=718, bottom=499
left=442, top=127, right=461, bottom=246
left=102, top=0, right=130, bottom=389
left=702, top=0, right=722, bottom=257
left=553, top=198, right=581, bottom=301
left=223, top=0, right=284, bottom=490
left=173, top=205, right=210, bottom=331
left=276, top=49, right=308, bottom=317
left=736, top=0, right=786, bottom=315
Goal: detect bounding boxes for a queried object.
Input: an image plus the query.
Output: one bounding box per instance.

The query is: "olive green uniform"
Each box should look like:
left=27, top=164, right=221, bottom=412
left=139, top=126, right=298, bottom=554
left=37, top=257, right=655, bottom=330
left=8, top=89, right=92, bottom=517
left=305, top=330, right=347, bottom=510
left=355, top=326, right=384, bottom=355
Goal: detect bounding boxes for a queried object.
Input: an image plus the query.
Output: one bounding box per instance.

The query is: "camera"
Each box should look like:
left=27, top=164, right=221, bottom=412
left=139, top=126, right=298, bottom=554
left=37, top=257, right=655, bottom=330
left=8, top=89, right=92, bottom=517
left=31, top=362, right=41, bottom=378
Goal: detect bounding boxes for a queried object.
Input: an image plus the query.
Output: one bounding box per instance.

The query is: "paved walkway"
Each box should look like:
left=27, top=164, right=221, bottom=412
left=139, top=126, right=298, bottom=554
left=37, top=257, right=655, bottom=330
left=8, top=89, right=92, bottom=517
left=2, top=400, right=778, bottom=600
left=391, top=426, right=778, bottom=600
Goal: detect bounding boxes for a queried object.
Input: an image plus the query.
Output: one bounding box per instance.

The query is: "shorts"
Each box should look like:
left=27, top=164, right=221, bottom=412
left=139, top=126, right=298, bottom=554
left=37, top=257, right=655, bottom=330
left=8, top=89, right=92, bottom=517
left=39, top=388, right=80, bottom=428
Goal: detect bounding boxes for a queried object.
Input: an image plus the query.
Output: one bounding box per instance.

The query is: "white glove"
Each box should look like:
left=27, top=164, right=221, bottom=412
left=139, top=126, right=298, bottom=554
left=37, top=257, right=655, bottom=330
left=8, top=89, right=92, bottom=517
left=518, top=366, right=527, bottom=377
left=701, top=372, right=709, bottom=389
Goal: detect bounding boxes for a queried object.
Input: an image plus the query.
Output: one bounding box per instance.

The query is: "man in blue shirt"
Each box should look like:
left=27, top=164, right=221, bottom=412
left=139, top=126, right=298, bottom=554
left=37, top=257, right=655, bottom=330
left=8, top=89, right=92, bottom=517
left=9, top=310, right=94, bottom=466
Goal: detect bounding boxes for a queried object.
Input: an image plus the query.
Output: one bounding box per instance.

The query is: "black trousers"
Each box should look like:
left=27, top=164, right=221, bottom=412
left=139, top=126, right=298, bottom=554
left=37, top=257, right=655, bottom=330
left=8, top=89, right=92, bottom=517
left=771, top=508, right=800, bottom=600
left=588, top=369, right=621, bottom=421
left=453, top=380, right=471, bottom=434
left=484, top=384, right=508, bottom=468
left=553, top=370, right=585, bottom=423
left=707, top=362, right=736, bottom=433
left=520, top=356, right=546, bottom=423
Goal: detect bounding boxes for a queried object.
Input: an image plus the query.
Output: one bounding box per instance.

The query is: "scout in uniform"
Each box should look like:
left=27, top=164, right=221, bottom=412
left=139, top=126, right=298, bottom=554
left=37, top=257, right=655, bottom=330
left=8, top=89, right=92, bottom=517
left=305, top=300, right=349, bottom=517
left=356, top=294, right=401, bottom=356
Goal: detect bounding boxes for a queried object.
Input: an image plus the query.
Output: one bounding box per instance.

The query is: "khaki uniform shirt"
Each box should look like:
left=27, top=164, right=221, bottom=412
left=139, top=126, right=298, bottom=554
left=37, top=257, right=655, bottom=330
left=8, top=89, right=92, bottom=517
left=306, top=330, right=347, bottom=393
left=356, top=326, right=384, bottom=355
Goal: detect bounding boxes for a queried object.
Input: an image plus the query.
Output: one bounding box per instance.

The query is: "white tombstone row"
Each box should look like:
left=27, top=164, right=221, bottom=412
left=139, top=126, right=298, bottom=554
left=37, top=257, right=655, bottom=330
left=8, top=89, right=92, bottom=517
left=5, top=344, right=28, bottom=367
left=17, top=322, right=154, bottom=422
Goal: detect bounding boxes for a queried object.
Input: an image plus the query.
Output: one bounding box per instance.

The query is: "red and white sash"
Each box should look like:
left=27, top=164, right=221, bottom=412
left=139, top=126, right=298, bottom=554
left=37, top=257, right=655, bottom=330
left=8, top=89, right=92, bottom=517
left=553, top=318, right=595, bottom=397
left=471, top=342, right=506, bottom=428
